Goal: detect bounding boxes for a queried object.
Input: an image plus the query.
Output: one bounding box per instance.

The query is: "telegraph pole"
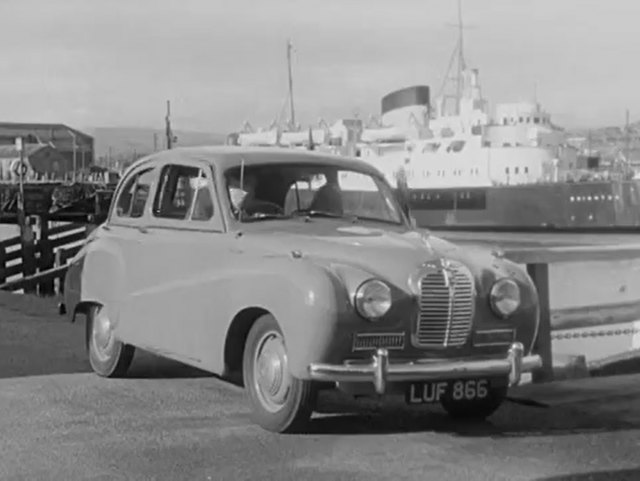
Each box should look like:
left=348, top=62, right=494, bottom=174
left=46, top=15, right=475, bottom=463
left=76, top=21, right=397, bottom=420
left=15, top=137, right=25, bottom=220
left=165, top=100, right=173, bottom=149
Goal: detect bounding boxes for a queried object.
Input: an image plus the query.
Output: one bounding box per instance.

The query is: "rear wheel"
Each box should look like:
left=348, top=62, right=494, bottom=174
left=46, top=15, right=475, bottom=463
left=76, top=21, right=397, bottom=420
left=86, top=304, right=135, bottom=378
left=440, top=383, right=508, bottom=420
left=242, top=314, right=317, bottom=433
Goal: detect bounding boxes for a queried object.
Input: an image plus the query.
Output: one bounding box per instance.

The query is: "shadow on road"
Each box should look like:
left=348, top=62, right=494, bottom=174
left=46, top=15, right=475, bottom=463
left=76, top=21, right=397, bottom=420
left=534, top=467, right=640, bottom=481
left=299, top=389, right=640, bottom=438
left=126, top=350, right=213, bottom=379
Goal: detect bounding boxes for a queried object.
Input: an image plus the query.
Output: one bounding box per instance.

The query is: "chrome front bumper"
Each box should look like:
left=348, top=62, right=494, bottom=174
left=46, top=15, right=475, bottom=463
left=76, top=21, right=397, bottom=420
left=308, top=342, right=542, bottom=395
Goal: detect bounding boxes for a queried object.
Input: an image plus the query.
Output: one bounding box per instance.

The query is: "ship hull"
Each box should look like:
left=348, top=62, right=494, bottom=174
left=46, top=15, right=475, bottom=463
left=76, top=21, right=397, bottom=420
left=406, top=181, right=640, bottom=229
left=286, top=180, right=640, bottom=230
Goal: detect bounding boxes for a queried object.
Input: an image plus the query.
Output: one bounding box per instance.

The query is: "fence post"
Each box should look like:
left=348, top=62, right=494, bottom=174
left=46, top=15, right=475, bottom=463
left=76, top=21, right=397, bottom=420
left=527, top=262, right=554, bottom=383
left=37, top=215, right=55, bottom=296
left=0, top=244, right=6, bottom=285
left=54, top=248, right=64, bottom=295
left=19, top=216, right=37, bottom=295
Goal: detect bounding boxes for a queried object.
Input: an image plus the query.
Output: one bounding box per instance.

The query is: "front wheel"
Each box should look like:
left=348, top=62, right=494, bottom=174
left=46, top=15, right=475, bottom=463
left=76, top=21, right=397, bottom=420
left=86, top=304, right=135, bottom=378
left=242, top=314, right=317, bottom=433
left=440, top=383, right=508, bottom=420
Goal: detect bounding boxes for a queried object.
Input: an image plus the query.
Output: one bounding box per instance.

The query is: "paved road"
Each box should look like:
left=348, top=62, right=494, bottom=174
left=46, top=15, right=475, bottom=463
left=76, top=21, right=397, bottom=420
left=1, top=349, right=640, bottom=481
left=1, top=272, right=640, bottom=481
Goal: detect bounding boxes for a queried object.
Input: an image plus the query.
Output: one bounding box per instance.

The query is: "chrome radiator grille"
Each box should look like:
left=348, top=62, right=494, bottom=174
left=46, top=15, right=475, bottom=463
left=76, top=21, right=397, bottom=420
left=416, top=261, right=474, bottom=348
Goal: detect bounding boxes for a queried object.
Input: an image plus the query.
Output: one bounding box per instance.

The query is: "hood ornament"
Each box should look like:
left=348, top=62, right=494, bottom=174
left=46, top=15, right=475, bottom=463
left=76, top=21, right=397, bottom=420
left=438, top=258, right=457, bottom=289
left=420, top=231, right=434, bottom=254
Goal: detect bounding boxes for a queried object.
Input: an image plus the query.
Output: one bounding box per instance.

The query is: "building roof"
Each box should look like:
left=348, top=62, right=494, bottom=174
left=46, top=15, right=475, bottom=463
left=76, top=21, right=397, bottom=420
left=0, top=122, right=93, bottom=141
left=0, top=143, right=50, bottom=159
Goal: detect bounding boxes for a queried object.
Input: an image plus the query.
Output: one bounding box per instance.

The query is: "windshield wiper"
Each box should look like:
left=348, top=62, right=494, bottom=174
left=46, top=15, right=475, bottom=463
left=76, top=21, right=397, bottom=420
left=239, top=213, right=289, bottom=223
left=349, top=215, right=403, bottom=226
left=290, top=209, right=344, bottom=219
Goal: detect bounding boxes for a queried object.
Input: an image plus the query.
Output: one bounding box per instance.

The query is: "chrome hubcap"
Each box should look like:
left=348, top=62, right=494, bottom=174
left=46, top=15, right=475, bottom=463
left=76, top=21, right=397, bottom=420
left=253, top=331, right=291, bottom=413
left=91, top=307, right=115, bottom=361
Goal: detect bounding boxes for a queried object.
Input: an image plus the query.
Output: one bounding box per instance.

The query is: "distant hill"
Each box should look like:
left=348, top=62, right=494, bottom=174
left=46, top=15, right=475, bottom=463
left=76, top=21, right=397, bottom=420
left=88, top=126, right=228, bottom=163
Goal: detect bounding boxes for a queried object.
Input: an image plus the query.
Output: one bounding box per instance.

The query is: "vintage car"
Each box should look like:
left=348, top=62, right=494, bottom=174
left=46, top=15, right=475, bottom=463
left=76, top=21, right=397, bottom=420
left=61, top=146, right=542, bottom=433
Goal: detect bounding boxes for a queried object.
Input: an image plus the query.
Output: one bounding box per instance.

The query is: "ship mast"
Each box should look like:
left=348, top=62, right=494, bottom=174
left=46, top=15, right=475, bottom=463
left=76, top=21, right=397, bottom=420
left=438, top=0, right=470, bottom=116
left=454, top=0, right=466, bottom=113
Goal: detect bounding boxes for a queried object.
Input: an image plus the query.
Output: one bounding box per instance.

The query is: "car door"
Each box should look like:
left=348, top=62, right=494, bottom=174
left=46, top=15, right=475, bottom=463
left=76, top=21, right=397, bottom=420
left=119, top=157, right=229, bottom=366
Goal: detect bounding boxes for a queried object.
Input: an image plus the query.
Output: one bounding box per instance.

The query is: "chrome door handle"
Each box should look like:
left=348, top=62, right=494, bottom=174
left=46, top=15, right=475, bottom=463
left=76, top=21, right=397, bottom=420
left=138, top=226, right=149, bottom=234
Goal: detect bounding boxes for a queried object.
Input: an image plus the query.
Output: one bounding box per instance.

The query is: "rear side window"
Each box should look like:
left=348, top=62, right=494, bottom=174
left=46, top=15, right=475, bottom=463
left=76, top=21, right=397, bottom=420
left=152, top=164, right=214, bottom=221
left=115, top=167, right=155, bottom=218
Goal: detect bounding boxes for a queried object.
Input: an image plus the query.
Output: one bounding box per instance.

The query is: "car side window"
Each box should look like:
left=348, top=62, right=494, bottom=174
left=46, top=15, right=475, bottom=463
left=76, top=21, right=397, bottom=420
left=152, top=164, right=214, bottom=221
left=115, top=167, right=155, bottom=218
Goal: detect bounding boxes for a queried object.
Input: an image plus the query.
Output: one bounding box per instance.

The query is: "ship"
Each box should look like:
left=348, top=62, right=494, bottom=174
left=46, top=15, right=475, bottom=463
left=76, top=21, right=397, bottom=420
left=229, top=4, right=640, bottom=231
left=339, top=1, right=640, bottom=230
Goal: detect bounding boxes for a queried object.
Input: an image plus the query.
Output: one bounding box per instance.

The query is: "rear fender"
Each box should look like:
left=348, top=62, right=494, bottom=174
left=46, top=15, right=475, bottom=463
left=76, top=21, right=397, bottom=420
left=64, top=238, right=127, bottom=327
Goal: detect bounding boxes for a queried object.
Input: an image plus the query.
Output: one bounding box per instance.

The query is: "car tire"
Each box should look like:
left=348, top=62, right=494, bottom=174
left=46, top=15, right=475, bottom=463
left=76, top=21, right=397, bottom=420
left=440, top=384, right=508, bottom=420
left=242, top=313, right=317, bottom=433
left=86, top=304, right=135, bottom=378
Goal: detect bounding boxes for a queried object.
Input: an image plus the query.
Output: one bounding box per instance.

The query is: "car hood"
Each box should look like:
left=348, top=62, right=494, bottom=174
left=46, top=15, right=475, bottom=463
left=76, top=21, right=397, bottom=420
left=237, top=221, right=503, bottom=289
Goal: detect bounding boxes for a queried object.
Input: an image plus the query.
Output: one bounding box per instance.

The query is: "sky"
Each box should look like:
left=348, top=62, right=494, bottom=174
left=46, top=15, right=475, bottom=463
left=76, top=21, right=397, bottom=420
left=0, top=0, right=638, bottom=134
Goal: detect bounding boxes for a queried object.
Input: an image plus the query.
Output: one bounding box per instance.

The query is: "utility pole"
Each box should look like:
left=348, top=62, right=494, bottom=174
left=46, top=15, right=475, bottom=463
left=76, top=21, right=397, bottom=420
left=15, top=137, right=25, bottom=218
left=70, top=131, right=77, bottom=181
left=286, top=39, right=296, bottom=130
left=165, top=100, right=173, bottom=150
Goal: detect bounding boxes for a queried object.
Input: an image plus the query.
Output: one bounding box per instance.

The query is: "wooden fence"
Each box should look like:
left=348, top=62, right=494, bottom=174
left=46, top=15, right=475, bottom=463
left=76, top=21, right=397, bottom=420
left=0, top=221, right=94, bottom=296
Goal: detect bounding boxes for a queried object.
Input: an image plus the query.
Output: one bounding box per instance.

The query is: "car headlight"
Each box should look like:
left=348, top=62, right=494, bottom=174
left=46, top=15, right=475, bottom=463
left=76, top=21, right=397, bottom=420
left=354, top=279, right=392, bottom=321
left=489, top=278, right=521, bottom=318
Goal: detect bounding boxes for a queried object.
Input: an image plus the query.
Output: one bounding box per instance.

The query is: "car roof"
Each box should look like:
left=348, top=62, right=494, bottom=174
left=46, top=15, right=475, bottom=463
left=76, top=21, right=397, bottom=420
left=127, top=145, right=386, bottom=179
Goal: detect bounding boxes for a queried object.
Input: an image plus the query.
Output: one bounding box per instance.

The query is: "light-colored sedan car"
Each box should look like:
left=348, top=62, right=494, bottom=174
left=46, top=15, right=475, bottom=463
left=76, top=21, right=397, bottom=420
left=61, top=146, right=542, bottom=433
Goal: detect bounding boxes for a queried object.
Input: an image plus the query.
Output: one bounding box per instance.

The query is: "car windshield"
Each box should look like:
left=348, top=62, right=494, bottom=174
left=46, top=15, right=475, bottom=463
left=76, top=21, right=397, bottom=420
left=224, top=162, right=405, bottom=225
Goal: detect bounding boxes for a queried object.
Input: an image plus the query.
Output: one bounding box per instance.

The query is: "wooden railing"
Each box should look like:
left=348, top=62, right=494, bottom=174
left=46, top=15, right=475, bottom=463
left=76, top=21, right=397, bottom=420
left=0, top=222, right=94, bottom=296
left=501, top=243, right=640, bottom=383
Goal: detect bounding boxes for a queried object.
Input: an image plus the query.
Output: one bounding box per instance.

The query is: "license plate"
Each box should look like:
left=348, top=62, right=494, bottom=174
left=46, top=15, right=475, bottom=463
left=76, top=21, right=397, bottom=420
left=405, top=379, right=490, bottom=405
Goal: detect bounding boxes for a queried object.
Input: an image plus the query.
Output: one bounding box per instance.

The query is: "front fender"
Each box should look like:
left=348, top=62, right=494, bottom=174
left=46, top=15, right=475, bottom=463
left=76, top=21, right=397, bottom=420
left=475, top=256, right=540, bottom=356
left=211, top=256, right=370, bottom=379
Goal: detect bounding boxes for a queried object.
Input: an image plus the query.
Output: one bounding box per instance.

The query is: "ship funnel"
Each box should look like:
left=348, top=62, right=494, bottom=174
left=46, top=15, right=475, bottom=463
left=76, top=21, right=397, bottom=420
left=380, top=85, right=430, bottom=132
left=381, top=85, right=430, bottom=116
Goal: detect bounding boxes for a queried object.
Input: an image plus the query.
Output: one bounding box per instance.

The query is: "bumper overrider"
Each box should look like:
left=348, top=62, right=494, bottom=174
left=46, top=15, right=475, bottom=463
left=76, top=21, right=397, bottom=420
left=308, top=342, right=542, bottom=395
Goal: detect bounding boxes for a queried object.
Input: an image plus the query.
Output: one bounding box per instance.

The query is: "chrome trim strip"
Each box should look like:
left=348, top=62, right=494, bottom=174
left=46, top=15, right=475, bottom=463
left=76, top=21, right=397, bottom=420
left=352, top=332, right=406, bottom=351
left=308, top=342, right=541, bottom=395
